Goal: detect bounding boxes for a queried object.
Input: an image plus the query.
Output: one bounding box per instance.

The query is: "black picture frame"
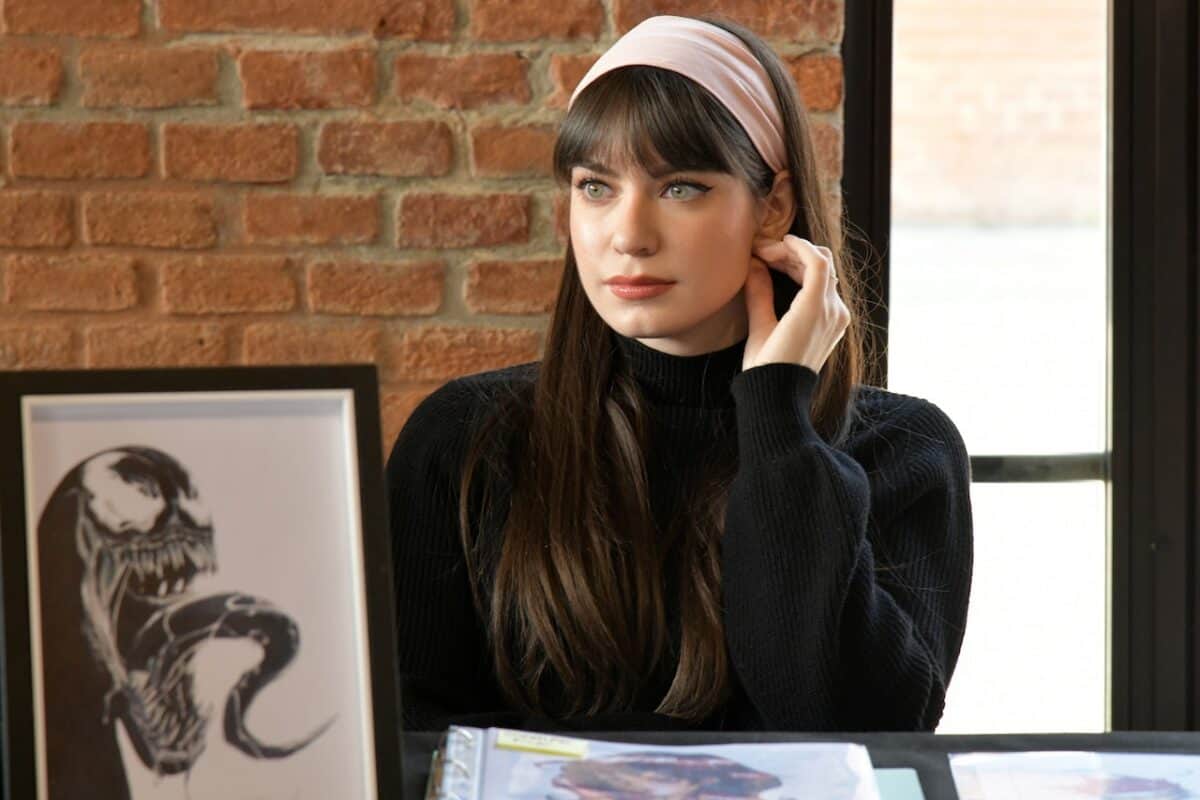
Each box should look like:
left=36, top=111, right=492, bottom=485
left=0, top=365, right=402, bottom=799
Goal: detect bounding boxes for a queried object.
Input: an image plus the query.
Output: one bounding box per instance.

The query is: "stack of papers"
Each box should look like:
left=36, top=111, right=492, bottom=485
left=950, top=750, right=1200, bottom=799
left=427, top=726, right=887, bottom=799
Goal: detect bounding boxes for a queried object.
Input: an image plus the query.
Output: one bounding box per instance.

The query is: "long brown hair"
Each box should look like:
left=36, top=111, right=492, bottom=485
left=455, top=15, right=871, bottom=722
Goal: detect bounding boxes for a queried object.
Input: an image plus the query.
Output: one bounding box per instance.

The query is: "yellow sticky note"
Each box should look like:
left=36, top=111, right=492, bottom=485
left=494, top=729, right=590, bottom=758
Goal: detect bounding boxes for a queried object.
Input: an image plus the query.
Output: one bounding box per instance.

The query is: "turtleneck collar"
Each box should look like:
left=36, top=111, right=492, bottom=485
left=613, top=331, right=746, bottom=409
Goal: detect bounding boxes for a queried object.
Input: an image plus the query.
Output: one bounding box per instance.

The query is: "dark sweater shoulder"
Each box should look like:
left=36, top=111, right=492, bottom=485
left=850, top=383, right=957, bottom=431
left=418, top=360, right=539, bottom=411
left=419, top=361, right=539, bottom=414
left=389, top=361, right=539, bottom=461
left=845, top=384, right=970, bottom=475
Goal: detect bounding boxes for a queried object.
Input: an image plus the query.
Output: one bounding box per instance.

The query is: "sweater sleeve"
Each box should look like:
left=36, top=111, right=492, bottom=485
left=386, top=380, right=502, bottom=731
left=722, top=363, right=973, bottom=732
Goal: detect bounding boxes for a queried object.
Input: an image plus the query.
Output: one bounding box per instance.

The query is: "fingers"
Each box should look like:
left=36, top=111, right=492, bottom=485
left=815, top=245, right=840, bottom=299
left=751, top=235, right=837, bottom=297
left=744, top=236, right=851, bottom=372
left=815, top=244, right=836, bottom=279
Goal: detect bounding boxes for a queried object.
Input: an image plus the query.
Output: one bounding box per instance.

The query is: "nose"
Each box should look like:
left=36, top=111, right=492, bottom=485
left=611, top=190, right=659, bottom=257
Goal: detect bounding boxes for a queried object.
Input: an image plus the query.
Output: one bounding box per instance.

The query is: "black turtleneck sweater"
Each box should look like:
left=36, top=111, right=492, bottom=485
left=386, top=332, right=973, bottom=733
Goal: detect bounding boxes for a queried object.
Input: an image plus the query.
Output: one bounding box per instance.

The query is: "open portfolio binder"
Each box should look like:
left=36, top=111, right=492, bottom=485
left=423, top=725, right=888, bottom=799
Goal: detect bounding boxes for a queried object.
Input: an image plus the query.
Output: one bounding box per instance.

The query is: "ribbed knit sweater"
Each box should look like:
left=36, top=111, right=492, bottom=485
left=387, top=331, right=973, bottom=733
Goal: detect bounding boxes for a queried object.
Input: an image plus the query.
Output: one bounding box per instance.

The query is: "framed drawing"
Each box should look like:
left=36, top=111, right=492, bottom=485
left=0, top=366, right=401, bottom=799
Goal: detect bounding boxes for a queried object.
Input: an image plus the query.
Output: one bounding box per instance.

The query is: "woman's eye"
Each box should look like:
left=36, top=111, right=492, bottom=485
left=665, top=182, right=706, bottom=199
left=579, top=179, right=606, bottom=199
left=574, top=178, right=709, bottom=201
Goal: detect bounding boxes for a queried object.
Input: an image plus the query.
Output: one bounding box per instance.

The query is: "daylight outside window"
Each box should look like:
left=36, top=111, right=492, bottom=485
left=887, top=0, right=1109, bottom=733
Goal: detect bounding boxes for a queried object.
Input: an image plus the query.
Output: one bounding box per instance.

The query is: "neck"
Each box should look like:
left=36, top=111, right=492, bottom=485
left=613, top=329, right=746, bottom=409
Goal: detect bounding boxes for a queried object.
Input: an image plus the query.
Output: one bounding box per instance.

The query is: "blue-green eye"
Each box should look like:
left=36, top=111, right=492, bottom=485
left=666, top=183, right=704, bottom=199
left=580, top=180, right=606, bottom=199
left=574, top=177, right=711, bottom=201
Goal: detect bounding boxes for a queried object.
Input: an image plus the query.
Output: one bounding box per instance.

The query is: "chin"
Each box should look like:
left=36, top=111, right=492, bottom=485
left=605, top=315, right=690, bottom=341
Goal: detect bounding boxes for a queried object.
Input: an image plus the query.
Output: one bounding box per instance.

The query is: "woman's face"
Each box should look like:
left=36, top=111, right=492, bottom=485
left=568, top=153, right=773, bottom=357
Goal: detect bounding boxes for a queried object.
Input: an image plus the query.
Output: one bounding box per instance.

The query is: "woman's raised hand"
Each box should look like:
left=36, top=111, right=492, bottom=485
left=742, top=234, right=851, bottom=373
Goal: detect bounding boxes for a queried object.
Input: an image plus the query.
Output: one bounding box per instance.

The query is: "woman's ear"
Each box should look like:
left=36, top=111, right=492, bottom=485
left=756, top=170, right=796, bottom=239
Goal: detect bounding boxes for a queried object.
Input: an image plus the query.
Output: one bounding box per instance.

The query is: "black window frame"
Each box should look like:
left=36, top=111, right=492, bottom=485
left=842, top=0, right=1200, bottom=730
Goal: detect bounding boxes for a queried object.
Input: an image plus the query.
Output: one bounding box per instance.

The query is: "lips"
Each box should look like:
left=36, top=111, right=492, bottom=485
left=606, top=275, right=674, bottom=285
left=608, top=283, right=674, bottom=299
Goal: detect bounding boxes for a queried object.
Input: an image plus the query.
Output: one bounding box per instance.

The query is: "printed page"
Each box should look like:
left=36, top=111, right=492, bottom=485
left=950, top=750, right=1200, bottom=799
left=475, top=728, right=882, bottom=799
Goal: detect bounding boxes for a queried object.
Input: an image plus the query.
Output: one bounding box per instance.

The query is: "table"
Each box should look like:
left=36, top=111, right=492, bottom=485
left=401, top=730, right=1200, bottom=799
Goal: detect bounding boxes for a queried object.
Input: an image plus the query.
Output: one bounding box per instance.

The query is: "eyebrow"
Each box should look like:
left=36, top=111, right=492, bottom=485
left=574, top=159, right=684, bottom=179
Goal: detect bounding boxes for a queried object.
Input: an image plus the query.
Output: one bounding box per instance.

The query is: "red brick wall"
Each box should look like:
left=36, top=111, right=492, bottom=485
left=0, top=0, right=845, bottom=453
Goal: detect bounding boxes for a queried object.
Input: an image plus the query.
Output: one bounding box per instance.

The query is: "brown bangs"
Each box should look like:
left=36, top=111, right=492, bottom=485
left=552, top=65, right=774, bottom=196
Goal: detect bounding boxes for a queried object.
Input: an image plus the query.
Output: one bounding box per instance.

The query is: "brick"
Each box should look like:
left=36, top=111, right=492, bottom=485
left=84, top=192, right=218, bottom=249
left=86, top=322, right=226, bottom=367
left=318, top=121, right=453, bottom=177
left=786, top=53, right=842, bottom=112
left=3, top=0, right=140, bottom=37
left=471, top=124, right=555, bottom=177
left=0, top=44, right=64, bottom=105
left=308, top=259, right=443, bottom=316
left=239, top=48, right=376, bottom=109
left=0, top=326, right=74, bottom=368
left=161, top=255, right=297, bottom=314
left=164, top=123, right=299, bottom=183
left=243, top=322, right=379, bottom=365
left=546, top=53, right=598, bottom=109
left=243, top=194, right=378, bottom=246
left=394, top=53, right=530, bottom=109
left=391, top=324, right=541, bottom=381
left=613, top=0, right=843, bottom=41
left=398, top=193, right=529, bottom=248
left=11, top=121, right=150, bottom=180
left=464, top=258, right=561, bottom=314
left=471, top=0, right=603, bottom=41
left=5, top=253, right=138, bottom=311
left=159, top=0, right=454, bottom=40
left=553, top=190, right=570, bottom=244
left=810, top=118, right=843, bottom=182
left=80, top=46, right=219, bottom=109
left=0, top=192, right=72, bottom=247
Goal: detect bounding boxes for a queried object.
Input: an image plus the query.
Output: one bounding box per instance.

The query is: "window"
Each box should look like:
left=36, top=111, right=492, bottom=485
left=883, top=0, right=1108, bottom=733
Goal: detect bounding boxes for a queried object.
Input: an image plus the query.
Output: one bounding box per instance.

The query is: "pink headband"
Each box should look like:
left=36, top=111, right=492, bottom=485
left=567, top=15, right=787, bottom=174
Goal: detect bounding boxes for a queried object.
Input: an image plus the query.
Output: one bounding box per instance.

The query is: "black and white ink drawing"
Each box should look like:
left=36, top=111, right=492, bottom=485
left=36, top=445, right=331, bottom=798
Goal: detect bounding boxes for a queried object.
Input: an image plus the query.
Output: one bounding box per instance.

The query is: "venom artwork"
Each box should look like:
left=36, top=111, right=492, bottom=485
left=36, top=445, right=330, bottom=798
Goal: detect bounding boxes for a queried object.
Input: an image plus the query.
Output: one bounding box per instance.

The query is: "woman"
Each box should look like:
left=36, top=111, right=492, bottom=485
left=388, top=13, right=973, bottom=733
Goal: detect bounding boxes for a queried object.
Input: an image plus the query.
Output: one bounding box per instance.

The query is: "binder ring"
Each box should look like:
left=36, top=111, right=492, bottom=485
left=444, top=757, right=471, bottom=776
